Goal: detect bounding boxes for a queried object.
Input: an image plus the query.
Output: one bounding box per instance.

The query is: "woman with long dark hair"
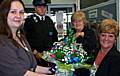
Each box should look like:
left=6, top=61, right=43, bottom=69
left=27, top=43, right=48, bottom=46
left=0, top=0, right=55, bottom=76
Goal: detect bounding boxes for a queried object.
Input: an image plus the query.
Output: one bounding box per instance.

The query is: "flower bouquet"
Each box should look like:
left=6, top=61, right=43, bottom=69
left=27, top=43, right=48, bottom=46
left=42, top=29, right=92, bottom=76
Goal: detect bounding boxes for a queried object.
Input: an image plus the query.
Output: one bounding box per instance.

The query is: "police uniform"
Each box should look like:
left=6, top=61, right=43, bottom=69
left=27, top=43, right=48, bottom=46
left=24, top=13, right=58, bottom=53
left=24, top=0, right=58, bottom=69
left=24, top=0, right=58, bottom=53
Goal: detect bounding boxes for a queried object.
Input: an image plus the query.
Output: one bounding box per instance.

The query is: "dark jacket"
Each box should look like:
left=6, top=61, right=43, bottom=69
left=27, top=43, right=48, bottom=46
left=0, top=35, right=37, bottom=76
left=75, top=26, right=97, bottom=57
left=74, top=26, right=97, bottom=76
left=24, top=14, right=58, bottom=53
left=95, top=46, right=120, bottom=76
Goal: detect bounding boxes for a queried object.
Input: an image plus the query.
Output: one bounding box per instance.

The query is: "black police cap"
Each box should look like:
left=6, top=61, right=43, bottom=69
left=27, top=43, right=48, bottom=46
left=33, top=0, right=47, bottom=6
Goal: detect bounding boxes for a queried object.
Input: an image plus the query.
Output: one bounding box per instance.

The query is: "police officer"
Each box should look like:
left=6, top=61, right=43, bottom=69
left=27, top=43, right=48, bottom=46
left=24, top=0, right=58, bottom=67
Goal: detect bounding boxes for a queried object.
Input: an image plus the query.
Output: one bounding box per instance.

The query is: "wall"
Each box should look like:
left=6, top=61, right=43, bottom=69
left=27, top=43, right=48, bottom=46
left=82, top=1, right=116, bottom=23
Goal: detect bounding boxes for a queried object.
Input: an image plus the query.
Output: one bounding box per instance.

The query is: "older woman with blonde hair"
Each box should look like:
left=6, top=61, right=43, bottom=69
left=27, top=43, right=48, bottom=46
left=71, top=10, right=97, bottom=56
left=71, top=10, right=97, bottom=76
left=91, top=19, right=120, bottom=76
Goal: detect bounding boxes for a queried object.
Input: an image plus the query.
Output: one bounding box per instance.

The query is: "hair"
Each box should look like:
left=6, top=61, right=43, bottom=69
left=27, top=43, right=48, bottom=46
left=98, top=19, right=119, bottom=38
left=71, top=10, right=87, bottom=25
left=0, top=0, right=3, bottom=4
left=0, top=0, right=25, bottom=47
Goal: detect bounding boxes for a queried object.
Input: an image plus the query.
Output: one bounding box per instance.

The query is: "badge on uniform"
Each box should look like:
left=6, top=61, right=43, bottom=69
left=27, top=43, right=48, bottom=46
left=33, top=16, right=38, bottom=23
left=49, top=32, right=53, bottom=36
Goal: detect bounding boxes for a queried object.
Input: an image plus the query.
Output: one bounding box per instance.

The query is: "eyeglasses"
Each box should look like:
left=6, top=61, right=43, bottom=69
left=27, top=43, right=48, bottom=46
left=72, top=20, right=83, bottom=23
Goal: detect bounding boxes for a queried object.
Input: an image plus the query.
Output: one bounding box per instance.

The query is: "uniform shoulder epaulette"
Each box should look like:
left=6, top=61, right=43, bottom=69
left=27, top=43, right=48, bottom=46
left=27, top=13, right=35, bottom=19
left=27, top=14, right=39, bottom=23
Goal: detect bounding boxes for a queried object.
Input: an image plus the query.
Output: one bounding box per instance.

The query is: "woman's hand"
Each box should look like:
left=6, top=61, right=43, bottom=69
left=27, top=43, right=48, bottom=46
left=35, top=66, right=52, bottom=74
left=74, top=32, right=84, bottom=38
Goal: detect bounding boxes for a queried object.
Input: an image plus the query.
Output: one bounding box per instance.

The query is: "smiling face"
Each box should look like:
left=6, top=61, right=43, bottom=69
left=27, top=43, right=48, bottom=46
left=99, top=33, right=115, bottom=50
left=72, top=19, right=85, bottom=31
left=98, top=19, right=119, bottom=50
left=7, top=1, right=24, bottom=32
left=71, top=11, right=86, bottom=31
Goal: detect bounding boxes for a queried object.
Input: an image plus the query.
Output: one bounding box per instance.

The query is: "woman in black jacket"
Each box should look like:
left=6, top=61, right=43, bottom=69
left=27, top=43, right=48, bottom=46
left=71, top=10, right=97, bottom=76
left=90, top=19, right=120, bottom=76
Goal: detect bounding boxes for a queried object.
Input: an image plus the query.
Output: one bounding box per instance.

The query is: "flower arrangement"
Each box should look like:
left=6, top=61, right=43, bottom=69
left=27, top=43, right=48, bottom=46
left=42, top=42, right=90, bottom=70
left=42, top=29, right=92, bottom=75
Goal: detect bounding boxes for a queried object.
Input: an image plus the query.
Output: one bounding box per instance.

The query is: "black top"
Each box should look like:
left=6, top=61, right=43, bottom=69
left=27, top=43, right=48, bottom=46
left=95, top=46, right=120, bottom=76
left=72, top=26, right=97, bottom=76
left=0, top=35, right=37, bottom=76
left=24, top=14, right=58, bottom=53
left=75, top=26, right=97, bottom=56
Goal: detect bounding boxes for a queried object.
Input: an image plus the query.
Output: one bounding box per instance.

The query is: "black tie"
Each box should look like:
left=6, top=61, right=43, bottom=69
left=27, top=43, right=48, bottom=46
left=41, top=16, right=43, bottom=20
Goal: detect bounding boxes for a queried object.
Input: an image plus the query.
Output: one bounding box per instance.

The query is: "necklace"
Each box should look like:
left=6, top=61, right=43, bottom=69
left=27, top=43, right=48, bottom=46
left=14, top=36, right=29, bottom=52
